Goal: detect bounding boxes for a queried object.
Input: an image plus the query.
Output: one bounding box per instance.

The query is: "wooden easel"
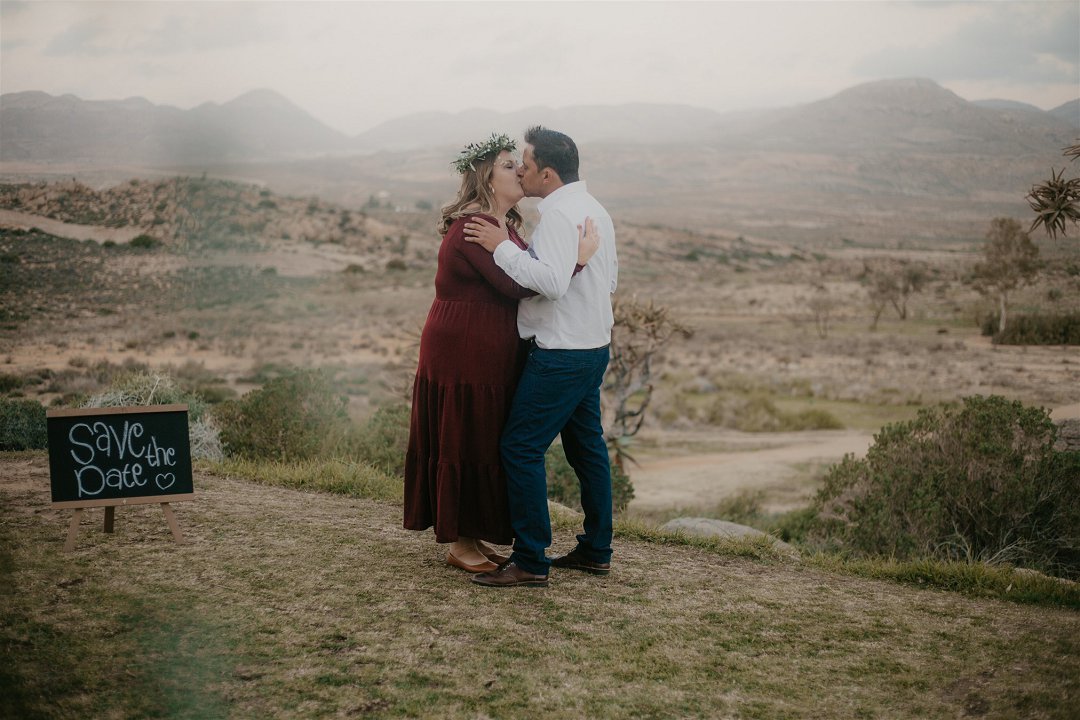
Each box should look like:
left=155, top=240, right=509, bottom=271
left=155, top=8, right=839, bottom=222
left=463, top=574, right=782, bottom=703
left=60, top=496, right=192, bottom=552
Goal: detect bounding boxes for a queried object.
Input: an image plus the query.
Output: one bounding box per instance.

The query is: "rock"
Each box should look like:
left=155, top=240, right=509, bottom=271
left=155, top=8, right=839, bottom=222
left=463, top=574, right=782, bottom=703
left=661, top=517, right=800, bottom=558
left=547, top=499, right=584, bottom=522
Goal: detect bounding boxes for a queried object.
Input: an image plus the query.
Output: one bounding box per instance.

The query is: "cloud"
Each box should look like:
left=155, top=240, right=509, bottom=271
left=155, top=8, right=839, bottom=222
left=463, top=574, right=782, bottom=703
left=855, top=3, right=1079, bottom=85
left=136, top=10, right=272, bottom=55
left=0, top=0, right=29, bottom=19
left=43, top=17, right=111, bottom=57
left=41, top=3, right=271, bottom=59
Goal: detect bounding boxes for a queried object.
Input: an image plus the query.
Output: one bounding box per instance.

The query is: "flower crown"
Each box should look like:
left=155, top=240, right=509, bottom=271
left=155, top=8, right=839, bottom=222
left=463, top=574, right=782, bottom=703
left=452, top=132, right=516, bottom=174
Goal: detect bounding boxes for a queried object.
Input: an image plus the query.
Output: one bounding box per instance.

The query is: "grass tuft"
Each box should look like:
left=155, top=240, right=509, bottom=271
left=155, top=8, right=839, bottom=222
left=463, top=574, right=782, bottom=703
left=209, top=457, right=403, bottom=503
left=808, top=554, right=1080, bottom=609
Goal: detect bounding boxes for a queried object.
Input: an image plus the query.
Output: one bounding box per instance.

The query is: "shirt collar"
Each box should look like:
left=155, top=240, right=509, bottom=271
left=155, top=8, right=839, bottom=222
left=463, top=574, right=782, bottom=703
left=537, top=180, right=587, bottom=214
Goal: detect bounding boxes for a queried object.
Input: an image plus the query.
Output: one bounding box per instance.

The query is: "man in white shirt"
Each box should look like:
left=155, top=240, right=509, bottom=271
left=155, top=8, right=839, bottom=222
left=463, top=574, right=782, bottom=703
left=463, top=126, right=618, bottom=588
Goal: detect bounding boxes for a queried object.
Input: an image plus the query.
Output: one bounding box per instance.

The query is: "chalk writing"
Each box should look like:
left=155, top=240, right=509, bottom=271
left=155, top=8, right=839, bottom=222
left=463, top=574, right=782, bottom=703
left=66, top=420, right=178, bottom=498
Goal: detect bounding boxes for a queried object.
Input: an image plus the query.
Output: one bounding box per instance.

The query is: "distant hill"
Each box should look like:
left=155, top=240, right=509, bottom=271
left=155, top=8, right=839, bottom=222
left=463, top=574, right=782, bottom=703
left=705, top=78, right=1075, bottom=155
left=0, top=89, right=349, bottom=164
left=973, top=99, right=1045, bottom=113
left=1048, top=99, right=1080, bottom=127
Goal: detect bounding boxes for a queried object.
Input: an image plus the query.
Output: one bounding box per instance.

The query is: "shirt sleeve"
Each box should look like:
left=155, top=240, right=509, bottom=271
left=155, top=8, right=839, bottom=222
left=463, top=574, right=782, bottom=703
left=492, top=209, right=577, bottom=300
left=452, top=218, right=537, bottom=299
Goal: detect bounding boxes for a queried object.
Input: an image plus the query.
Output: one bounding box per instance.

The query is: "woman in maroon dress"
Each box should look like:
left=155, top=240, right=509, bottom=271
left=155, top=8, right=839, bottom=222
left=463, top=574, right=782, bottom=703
left=404, top=134, right=597, bottom=573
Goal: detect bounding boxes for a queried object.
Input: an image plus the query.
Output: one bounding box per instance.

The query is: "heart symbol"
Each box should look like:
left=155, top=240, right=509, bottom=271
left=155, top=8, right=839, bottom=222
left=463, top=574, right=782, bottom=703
left=155, top=473, right=176, bottom=490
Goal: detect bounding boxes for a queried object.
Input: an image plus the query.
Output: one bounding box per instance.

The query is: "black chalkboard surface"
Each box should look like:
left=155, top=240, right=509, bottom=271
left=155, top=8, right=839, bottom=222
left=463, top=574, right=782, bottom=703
left=46, top=405, right=194, bottom=507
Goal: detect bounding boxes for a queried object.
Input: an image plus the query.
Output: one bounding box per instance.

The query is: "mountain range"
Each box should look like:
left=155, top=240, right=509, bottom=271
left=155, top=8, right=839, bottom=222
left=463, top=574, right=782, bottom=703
left=2, top=79, right=1077, bottom=248
left=2, top=79, right=1076, bottom=165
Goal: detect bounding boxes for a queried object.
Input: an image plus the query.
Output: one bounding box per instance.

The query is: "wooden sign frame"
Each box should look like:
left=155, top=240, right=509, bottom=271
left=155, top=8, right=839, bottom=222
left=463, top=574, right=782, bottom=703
left=46, top=404, right=194, bottom=551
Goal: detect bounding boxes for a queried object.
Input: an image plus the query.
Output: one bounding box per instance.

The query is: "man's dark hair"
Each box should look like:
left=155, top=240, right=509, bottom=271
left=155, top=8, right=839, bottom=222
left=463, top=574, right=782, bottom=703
left=524, top=126, right=579, bottom=183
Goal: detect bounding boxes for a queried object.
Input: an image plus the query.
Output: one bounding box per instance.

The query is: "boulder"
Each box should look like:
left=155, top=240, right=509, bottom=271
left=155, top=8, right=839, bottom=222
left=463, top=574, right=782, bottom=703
left=661, top=517, right=800, bottom=558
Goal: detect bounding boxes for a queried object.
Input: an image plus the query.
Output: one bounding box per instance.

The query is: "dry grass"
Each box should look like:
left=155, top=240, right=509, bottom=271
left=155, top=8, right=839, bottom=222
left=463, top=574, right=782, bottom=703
left=3, top=453, right=1078, bottom=719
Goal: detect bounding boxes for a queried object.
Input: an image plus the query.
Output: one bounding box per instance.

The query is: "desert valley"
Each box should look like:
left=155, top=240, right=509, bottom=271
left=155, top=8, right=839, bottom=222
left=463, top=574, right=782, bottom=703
left=2, top=78, right=1078, bottom=512
left=2, top=78, right=1080, bottom=718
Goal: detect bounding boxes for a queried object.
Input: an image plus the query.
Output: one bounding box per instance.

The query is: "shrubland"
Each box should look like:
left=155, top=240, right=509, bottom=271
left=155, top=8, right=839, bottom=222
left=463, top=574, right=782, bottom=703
left=13, top=365, right=1078, bottom=592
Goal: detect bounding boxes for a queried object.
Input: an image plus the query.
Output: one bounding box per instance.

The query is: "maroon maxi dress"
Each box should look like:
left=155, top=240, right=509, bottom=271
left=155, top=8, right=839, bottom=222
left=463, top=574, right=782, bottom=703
left=403, top=214, right=534, bottom=545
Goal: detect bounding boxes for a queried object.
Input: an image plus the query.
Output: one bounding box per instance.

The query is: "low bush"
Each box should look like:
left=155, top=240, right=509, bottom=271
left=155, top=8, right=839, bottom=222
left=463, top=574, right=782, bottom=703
left=348, top=403, right=410, bottom=476
left=79, top=372, right=220, bottom=460
left=129, top=234, right=161, bottom=250
left=708, top=395, right=844, bottom=432
left=980, top=312, right=1080, bottom=345
left=0, top=372, right=25, bottom=394
left=809, top=395, right=1080, bottom=579
left=0, top=399, right=47, bottom=450
left=214, top=369, right=351, bottom=462
left=546, top=444, right=635, bottom=513
left=703, top=490, right=765, bottom=525
left=82, top=371, right=208, bottom=422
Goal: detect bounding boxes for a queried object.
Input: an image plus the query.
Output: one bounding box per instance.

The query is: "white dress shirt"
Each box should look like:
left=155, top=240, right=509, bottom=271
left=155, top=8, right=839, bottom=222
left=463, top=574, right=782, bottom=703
left=492, top=181, right=618, bottom=350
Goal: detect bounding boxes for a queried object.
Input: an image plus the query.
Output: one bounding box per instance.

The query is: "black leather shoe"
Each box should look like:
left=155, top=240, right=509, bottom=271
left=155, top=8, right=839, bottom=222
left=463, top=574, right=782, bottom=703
left=550, top=547, right=610, bottom=575
left=471, top=561, right=549, bottom=588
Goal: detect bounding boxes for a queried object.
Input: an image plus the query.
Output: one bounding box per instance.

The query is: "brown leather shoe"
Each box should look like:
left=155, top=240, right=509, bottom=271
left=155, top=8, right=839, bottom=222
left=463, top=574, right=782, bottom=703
left=446, top=551, right=498, bottom=574
left=550, top=547, right=610, bottom=575
left=471, top=561, right=548, bottom=588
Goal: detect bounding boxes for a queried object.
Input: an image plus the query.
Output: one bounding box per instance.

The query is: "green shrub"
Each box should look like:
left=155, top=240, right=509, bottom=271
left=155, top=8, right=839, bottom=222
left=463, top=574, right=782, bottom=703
left=546, top=444, right=635, bottom=513
left=706, top=490, right=765, bottom=525
left=0, top=399, right=47, bottom=450
left=348, top=403, right=410, bottom=476
left=708, top=395, right=844, bottom=432
left=765, top=506, right=819, bottom=544
left=810, top=395, right=1080, bottom=579
left=214, top=369, right=351, bottom=462
left=129, top=234, right=161, bottom=249
left=0, top=372, right=25, bottom=394
left=981, top=312, right=1080, bottom=345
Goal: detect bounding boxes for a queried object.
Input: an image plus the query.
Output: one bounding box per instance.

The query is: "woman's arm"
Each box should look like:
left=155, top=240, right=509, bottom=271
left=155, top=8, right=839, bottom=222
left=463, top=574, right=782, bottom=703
left=452, top=217, right=537, bottom=299
left=465, top=215, right=599, bottom=286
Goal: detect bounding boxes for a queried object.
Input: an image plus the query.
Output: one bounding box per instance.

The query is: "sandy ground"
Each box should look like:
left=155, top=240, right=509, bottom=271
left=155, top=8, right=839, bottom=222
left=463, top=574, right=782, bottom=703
left=629, top=430, right=873, bottom=512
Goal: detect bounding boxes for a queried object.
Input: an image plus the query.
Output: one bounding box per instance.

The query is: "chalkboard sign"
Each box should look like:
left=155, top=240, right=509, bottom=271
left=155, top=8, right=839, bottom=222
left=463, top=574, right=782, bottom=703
left=46, top=405, right=194, bottom=508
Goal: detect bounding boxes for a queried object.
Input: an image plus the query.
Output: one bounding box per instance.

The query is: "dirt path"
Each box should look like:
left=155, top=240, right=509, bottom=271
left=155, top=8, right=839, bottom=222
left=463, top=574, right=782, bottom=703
left=630, top=401, right=1080, bottom=513
left=0, top=208, right=145, bottom=243
left=629, top=430, right=873, bottom=512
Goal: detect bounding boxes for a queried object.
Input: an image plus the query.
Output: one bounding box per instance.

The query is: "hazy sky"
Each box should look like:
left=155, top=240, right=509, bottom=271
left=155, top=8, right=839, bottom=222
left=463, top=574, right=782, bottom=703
left=2, top=0, right=1077, bottom=135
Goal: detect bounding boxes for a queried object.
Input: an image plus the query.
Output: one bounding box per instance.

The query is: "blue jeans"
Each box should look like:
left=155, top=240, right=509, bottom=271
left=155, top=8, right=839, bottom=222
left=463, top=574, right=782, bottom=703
left=501, top=344, right=612, bottom=575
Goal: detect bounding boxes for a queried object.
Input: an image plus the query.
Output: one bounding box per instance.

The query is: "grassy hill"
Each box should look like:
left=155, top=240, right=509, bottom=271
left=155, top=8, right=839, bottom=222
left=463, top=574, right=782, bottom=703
left=2, top=454, right=1077, bottom=719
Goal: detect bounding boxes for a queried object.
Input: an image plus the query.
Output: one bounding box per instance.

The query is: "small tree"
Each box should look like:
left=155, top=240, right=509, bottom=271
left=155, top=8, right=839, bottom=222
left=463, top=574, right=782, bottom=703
left=969, top=218, right=1041, bottom=334
left=604, top=296, right=692, bottom=469
left=806, top=286, right=838, bottom=339
left=1028, top=142, right=1080, bottom=239
left=862, top=260, right=930, bottom=329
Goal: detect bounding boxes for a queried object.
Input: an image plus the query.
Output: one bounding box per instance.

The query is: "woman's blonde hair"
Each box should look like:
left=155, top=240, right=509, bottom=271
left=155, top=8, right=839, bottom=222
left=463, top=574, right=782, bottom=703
left=438, top=152, right=523, bottom=236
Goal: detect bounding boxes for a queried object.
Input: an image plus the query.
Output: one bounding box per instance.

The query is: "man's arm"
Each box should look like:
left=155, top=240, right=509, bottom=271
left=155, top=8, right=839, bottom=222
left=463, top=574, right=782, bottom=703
left=465, top=214, right=582, bottom=300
